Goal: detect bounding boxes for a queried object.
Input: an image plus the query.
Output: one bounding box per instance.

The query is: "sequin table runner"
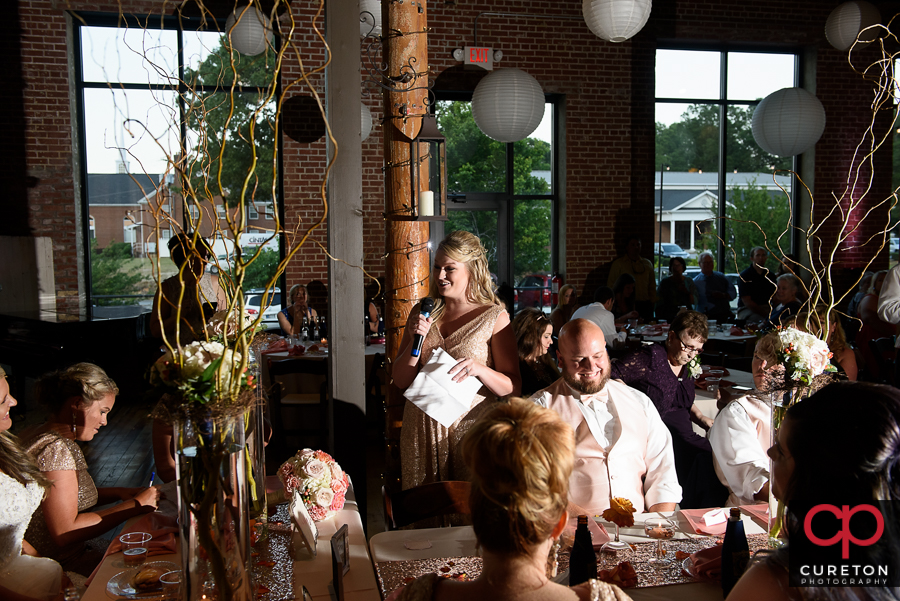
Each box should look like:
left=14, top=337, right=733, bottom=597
left=376, top=534, right=771, bottom=595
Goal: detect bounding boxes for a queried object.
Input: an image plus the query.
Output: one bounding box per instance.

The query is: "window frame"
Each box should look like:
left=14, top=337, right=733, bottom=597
left=72, top=11, right=285, bottom=308
left=430, top=91, right=563, bottom=295
left=654, top=44, right=803, bottom=267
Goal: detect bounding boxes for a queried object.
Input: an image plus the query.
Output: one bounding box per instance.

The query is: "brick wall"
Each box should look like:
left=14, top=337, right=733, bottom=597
left=11, top=0, right=893, bottom=312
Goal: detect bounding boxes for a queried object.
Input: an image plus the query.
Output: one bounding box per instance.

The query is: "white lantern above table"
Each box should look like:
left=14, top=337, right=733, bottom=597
left=751, top=87, right=826, bottom=158
left=471, top=68, right=545, bottom=143
left=225, top=5, right=272, bottom=56
left=582, top=0, right=652, bottom=42
left=825, top=1, right=881, bottom=51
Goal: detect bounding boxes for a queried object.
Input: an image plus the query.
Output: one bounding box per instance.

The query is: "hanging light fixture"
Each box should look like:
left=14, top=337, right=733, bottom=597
left=582, top=0, right=652, bottom=43
left=225, top=5, right=272, bottom=56
left=471, top=69, right=545, bottom=143
left=825, top=1, right=881, bottom=51
left=751, top=87, right=826, bottom=157
left=361, top=102, right=373, bottom=142
left=360, top=0, right=382, bottom=38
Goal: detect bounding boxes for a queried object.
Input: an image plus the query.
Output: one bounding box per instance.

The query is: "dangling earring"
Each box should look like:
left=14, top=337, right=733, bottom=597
left=71, top=411, right=77, bottom=435
left=546, top=537, right=560, bottom=579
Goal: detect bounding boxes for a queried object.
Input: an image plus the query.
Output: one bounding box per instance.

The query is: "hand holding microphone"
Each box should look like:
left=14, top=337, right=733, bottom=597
left=411, top=297, right=435, bottom=357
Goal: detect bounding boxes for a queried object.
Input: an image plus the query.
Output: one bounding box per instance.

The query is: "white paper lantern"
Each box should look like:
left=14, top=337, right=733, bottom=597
left=360, top=0, right=382, bottom=38
left=225, top=6, right=272, bottom=56
left=751, top=88, right=826, bottom=158
left=582, top=0, right=652, bottom=43
left=361, top=102, right=373, bottom=142
left=471, top=69, right=545, bottom=143
left=825, top=1, right=881, bottom=51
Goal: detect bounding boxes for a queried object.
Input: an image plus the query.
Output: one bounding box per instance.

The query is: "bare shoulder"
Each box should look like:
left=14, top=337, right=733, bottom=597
left=726, top=562, right=791, bottom=601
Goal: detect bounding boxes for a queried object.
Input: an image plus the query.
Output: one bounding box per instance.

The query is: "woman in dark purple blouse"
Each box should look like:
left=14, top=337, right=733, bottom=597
left=611, top=310, right=720, bottom=507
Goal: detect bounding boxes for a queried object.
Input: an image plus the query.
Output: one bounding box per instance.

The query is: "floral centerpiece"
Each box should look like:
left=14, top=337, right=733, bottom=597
left=151, top=340, right=253, bottom=406
left=278, top=449, right=350, bottom=522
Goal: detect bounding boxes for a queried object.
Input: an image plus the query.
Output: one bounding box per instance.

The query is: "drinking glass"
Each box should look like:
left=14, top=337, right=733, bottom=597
left=119, top=532, right=151, bottom=567
left=160, top=571, right=183, bottom=600
left=706, top=377, right=722, bottom=392
left=599, top=523, right=632, bottom=555
left=644, top=518, right=675, bottom=567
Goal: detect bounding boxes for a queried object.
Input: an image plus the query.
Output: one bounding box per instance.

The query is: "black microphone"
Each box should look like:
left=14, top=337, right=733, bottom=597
left=411, top=297, right=435, bottom=357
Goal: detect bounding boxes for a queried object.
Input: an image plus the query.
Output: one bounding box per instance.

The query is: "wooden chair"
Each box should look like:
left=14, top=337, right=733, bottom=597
left=382, top=481, right=472, bottom=530
left=268, top=357, right=330, bottom=460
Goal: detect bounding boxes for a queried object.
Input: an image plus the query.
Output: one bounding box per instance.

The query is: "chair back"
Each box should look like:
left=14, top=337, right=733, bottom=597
left=383, top=481, right=472, bottom=530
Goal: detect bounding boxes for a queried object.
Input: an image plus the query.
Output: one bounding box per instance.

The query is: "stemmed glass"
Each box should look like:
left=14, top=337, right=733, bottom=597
left=645, top=517, right=675, bottom=567
left=599, top=522, right=631, bottom=554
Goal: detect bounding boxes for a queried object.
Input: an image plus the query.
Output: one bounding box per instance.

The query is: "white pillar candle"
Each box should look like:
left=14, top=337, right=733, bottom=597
left=419, top=190, right=434, bottom=217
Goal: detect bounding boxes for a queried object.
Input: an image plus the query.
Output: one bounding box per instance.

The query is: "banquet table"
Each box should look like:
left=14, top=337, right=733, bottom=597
left=369, top=509, right=768, bottom=601
left=262, top=342, right=386, bottom=392
left=641, top=328, right=758, bottom=357
left=82, top=494, right=380, bottom=601
left=691, top=368, right=754, bottom=436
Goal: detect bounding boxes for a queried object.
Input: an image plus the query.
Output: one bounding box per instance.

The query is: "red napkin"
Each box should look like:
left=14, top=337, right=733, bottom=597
left=287, top=345, right=307, bottom=356
left=564, top=515, right=610, bottom=548
left=740, top=504, right=768, bottom=526
left=730, top=326, right=747, bottom=336
left=83, top=512, right=179, bottom=587
left=260, top=339, right=290, bottom=355
left=689, top=544, right=723, bottom=580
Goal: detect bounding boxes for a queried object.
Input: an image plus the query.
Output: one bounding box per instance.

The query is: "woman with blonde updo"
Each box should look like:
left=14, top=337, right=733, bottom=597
left=513, top=308, right=559, bottom=396
left=391, top=399, right=630, bottom=601
left=395, top=231, right=520, bottom=492
left=22, top=363, right=160, bottom=575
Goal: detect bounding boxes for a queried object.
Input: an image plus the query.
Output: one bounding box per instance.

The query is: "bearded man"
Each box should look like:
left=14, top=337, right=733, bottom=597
left=530, top=319, right=681, bottom=515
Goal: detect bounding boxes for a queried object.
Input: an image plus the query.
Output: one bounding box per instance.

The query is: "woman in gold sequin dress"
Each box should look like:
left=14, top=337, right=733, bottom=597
left=394, top=231, right=521, bottom=490
left=22, top=364, right=160, bottom=575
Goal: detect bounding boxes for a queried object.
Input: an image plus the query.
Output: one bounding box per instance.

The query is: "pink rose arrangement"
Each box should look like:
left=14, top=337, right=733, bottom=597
left=278, top=449, right=350, bottom=521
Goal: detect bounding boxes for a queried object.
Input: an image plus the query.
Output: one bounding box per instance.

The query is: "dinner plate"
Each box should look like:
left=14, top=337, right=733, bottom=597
left=106, top=560, right=178, bottom=599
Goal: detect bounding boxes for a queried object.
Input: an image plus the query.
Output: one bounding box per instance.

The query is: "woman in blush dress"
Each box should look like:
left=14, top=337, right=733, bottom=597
left=22, top=364, right=160, bottom=575
left=0, top=367, right=67, bottom=601
left=394, top=231, right=520, bottom=492
left=512, top=308, right=559, bottom=396
left=611, top=310, right=719, bottom=507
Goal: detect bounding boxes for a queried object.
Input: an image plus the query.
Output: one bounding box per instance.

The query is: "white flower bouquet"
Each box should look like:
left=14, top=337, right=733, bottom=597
left=278, top=449, right=350, bottom=522
left=207, top=309, right=256, bottom=340
left=776, top=327, right=836, bottom=386
left=150, top=340, right=253, bottom=405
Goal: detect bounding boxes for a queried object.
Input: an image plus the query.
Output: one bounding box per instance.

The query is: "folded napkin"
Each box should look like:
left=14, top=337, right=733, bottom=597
left=680, top=508, right=728, bottom=535
left=740, top=503, right=769, bottom=525
left=404, top=348, right=483, bottom=428
left=700, top=508, right=728, bottom=526
left=730, top=326, right=747, bottom=336
left=689, top=544, right=723, bottom=580
left=564, top=515, right=610, bottom=548
left=83, top=511, right=179, bottom=587
left=260, top=339, right=290, bottom=355
left=288, top=344, right=308, bottom=356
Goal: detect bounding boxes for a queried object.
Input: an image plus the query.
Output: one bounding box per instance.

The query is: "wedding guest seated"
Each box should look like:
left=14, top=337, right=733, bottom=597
left=693, top=251, right=736, bottom=321
left=655, top=256, right=698, bottom=323
left=767, top=273, right=802, bottom=327
left=787, top=307, right=857, bottom=380
left=549, top=284, right=580, bottom=338
left=278, top=283, right=318, bottom=336
left=736, top=246, right=776, bottom=326
left=0, top=366, right=68, bottom=601
left=513, top=308, right=560, bottom=397
left=728, top=381, right=900, bottom=601
left=708, top=332, right=782, bottom=506
left=23, top=364, right=160, bottom=576
left=611, top=274, right=640, bottom=325
left=531, top=319, right=681, bottom=515
left=571, top=286, right=617, bottom=346
left=391, top=398, right=631, bottom=601
left=857, top=269, right=895, bottom=381
left=610, top=310, right=719, bottom=508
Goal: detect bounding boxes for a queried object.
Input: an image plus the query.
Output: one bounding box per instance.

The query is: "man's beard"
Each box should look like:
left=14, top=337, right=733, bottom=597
left=562, top=369, right=610, bottom=395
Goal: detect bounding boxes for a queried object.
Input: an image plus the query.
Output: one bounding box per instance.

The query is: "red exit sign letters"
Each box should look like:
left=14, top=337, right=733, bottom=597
left=464, top=46, right=493, bottom=70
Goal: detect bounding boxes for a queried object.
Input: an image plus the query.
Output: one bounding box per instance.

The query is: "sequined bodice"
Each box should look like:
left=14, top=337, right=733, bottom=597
left=24, top=433, right=98, bottom=562
left=0, top=473, right=44, bottom=571
left=419, top=304, right=502, bottom=371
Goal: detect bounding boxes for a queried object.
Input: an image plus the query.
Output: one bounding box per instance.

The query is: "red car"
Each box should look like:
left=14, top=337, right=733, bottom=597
left=515, top=274, right=552, bottom=312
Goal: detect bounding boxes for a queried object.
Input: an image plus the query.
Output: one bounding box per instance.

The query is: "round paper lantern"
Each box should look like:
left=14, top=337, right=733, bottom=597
left=582, top=0, right=652, bottom=43
left=225, top=6, right=272, bottom=56
left=825, top=1, right=881, bottom=51
left=361, top=102, right=373, bottom=142
left=471, top=69, right=545, bottom=143
left=360, top=0, right=382, bottom=38
left=751, top=88, right=826, bottom=158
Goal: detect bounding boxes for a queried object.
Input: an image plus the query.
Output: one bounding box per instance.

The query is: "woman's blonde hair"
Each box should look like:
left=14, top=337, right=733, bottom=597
left=36, top=362, right=119, bottom=415
left=427, top=231, right=499, bottom=321
left=462, top=398, right=575, bottom=556
left=554, top=284, right=576, bottom=312
left=0, top=367, right=50, bottom=489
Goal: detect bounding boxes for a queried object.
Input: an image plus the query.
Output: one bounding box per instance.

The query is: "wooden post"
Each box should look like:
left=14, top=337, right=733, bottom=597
left=382, top=0, right=430, bottom=490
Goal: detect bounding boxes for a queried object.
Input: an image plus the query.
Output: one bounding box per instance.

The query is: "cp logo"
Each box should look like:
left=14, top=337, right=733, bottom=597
left=803, top=504, right=884, bottom=559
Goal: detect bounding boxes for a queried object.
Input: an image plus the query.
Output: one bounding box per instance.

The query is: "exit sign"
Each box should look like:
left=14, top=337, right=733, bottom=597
left=464, top=46, right=493, bottom=70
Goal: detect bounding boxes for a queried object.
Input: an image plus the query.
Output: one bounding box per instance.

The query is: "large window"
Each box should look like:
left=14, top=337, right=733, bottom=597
left=434, top=98, right=558, bottom=312
left=76, top=16, right=280, bottom=311
left=655, top=49, right=797, bottom=274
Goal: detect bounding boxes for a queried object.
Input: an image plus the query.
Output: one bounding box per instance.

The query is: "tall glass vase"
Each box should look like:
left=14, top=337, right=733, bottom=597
left=175, top=411, right=253, bottom=601
left=768, top=389, right=791, bottom=548
left=245, top=351, right=268, bottom=545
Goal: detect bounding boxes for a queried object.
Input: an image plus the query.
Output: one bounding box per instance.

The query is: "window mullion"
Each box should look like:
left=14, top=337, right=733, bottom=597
left=717, top=51, right=728, bottom=270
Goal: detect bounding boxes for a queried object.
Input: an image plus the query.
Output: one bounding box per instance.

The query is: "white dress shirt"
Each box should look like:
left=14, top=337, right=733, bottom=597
left=877, top=263, right=900, bottom=349
left=571, top=303, right=617, bottom=346
left=708, top=394, right=770, bottom=506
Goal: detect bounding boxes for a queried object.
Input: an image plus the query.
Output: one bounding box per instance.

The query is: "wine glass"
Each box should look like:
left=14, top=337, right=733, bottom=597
left=599, top=522, right=631, bottom=555
left=644, top=517, right=675, bottom=567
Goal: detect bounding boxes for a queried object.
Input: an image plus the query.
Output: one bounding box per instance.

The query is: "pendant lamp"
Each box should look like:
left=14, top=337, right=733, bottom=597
left=582, top=0, right=652, bottom=43
left=751, top=88, right=826, bottom=158
left=825, top=1, right=881, bottom=51
left=225, top=5, right=272, bottom=56
left=471, top=69, right=545, bottom=143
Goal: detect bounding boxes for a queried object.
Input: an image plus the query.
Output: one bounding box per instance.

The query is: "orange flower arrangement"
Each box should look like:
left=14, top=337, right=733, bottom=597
left=601, top=497, right=636, bottom=528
